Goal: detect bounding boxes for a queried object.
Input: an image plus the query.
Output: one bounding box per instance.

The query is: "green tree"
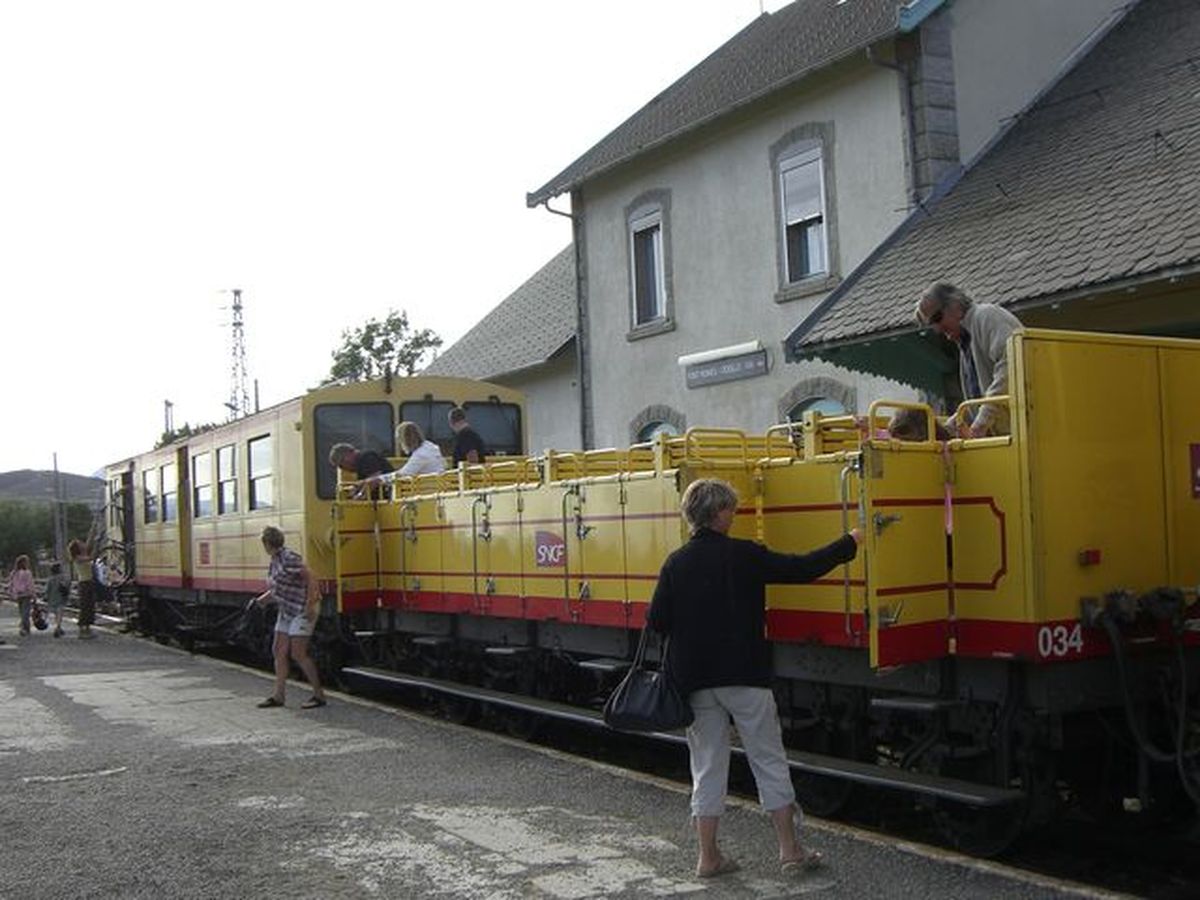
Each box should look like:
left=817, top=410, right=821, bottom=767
left=326, top=309, right=442, bottom=383
left=0, top=499, right=94, bottom=569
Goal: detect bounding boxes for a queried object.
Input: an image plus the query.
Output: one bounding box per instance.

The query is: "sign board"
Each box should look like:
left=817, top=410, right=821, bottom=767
left=685, top=349, right=768, bottom=388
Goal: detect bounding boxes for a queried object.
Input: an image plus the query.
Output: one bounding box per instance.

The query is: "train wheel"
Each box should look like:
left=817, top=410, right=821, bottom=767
left=790, top=720, right=862, bottom=817
left=931, top=753, right=1029, bottom=857
left=932, top=797, right=1027, bottom=858
left=795, top=772, right=856, bottom=818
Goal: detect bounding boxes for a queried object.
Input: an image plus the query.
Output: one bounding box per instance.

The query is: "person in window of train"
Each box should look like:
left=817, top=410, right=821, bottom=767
left=328, top=442, right=394, bottom=498
left=393, top=421, right=447, bottom=477
left=915, top=281, right=1022, bottom=438
left=251, top=526, right=326, bottom=709
left=646, top=478, right=861, bottom=879
left=448, top=407, right=485, bottom=466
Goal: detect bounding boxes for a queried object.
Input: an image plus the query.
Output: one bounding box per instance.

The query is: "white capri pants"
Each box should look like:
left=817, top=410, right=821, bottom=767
left=686, top=686, right=797, bottom=819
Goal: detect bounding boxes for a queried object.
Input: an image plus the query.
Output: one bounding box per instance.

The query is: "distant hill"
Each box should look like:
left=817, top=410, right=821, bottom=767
left=0, top=470, right=104, bottom=506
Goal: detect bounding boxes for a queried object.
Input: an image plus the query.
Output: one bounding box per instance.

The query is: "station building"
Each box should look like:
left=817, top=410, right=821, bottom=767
left=432, top=0, right=1176, bottom=452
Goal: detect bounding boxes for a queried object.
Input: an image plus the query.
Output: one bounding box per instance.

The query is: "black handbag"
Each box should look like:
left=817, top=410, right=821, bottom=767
left=602, top=629, right=694, bottom=732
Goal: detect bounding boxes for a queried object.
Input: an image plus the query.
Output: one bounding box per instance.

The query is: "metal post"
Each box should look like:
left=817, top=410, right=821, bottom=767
left=51, top=453, right=65, bottom=562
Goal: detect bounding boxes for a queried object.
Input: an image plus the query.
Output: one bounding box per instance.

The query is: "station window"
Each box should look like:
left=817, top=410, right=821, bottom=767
left=630, top=208, right=666, bottom=326
left=248, top=436, right=273, bottom=510
left=217, top=445, right=238, bottom=514
left=313, top=403, right=394, bottom=500
left=636, top=421, right=681, bottom=443
left=779, top=145, right=828, bottom=283
left=192, top=452, right=212, bottom=518
left=161, top=461, right=178, bottom=522
left=143, top=469, right=158, bottom=524
left=787, top=396, right=846, bottom=420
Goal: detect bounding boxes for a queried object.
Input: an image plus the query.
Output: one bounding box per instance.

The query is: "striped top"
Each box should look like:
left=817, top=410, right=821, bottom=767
left=267, top=547, right=308, bottom=618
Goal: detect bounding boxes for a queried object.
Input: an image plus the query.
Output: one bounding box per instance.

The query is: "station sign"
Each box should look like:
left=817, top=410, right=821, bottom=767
left=685, top=349, right=768, bottom=388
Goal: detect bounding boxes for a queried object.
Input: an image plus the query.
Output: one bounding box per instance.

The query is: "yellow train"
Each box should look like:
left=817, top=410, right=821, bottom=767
left=107, top=330, right=1200, bottom=853
left=102, top=374, right=525, bottom=650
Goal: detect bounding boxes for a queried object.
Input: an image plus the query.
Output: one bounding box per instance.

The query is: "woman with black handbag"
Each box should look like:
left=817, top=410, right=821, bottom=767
left=646, top=478, right=860, bottom=879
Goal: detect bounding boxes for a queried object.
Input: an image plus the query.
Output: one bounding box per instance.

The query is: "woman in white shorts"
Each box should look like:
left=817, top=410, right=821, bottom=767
left=646, top=479, right=860, bottom=879
left=251, top=526, right=327, bottom=709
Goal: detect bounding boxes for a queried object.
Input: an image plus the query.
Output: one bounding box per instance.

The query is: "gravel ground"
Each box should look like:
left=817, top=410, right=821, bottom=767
left=0, top=606, right=1125, bottom=899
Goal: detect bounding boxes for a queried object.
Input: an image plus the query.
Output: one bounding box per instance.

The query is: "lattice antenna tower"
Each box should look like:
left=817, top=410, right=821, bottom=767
left=227, top=288, right=250, bottom=420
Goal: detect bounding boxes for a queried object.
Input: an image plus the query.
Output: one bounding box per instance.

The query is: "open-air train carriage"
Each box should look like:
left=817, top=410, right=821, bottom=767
left=336, top=329, right=1200, bottom=854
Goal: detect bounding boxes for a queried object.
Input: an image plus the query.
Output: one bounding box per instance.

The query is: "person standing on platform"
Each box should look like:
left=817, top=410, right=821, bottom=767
left=448, top=407, right=485, bottom=466
left=43, top=561, right=71, bottom=638
left=68, top=526, right=99, bottom=639
left=8, top=556, right=35, bottom=636
left=647, top=478, right=861, bottom=879
left=251, top=526, right=326, bottom=710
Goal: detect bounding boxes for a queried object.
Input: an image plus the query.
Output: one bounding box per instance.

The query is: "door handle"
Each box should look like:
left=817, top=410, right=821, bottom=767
left=873, top=512, right=902, bottom=536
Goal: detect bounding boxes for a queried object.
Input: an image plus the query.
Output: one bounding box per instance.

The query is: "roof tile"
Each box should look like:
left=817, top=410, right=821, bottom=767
left=790, top=0, right=1200, bottom=350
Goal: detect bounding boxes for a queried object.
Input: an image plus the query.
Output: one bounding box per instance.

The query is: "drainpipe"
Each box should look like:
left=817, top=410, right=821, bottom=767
left=866, top=45, right=920, bottom=209
left=538, top=197, right=592, bottom=450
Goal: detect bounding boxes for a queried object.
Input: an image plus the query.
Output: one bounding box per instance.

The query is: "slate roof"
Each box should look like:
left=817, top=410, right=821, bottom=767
left=423, top=246, right=575, bottom=380
left=788, top=0, right=1200, bottom=354
left=527, top=0, right=929, bottom=207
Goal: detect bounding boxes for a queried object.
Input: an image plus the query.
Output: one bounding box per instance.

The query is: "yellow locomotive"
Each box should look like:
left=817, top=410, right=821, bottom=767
left=102, top=374, right=525, bottom=651
left=333, top=328, right=1199, bottom=854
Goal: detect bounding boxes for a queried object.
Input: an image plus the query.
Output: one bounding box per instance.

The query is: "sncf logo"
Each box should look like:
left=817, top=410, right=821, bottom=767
left=534, top=530, right=565, bottom=568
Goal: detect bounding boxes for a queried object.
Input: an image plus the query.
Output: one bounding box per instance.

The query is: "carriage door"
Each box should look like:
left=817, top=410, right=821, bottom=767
left=861, top=444, right=952, bottom=668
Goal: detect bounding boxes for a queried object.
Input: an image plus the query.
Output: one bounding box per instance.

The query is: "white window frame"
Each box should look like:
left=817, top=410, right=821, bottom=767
left=629, top=207, right=666, bottom=326
left=779, top=145, right=829, bottom=283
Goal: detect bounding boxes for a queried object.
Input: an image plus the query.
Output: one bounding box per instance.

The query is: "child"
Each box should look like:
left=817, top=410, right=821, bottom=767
left=43, top=561, right=71, bottom=638
left=8, top=556, right=35, bottom=636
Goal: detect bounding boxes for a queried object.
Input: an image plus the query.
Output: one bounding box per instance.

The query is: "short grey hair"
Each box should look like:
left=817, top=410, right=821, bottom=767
left=680, top=478, right=739, bottom=531
left=260, top=526, right=285, bottom=550
left=915, top=281, right=973, bottom=324
left=328, top=443, right=355, bottom=468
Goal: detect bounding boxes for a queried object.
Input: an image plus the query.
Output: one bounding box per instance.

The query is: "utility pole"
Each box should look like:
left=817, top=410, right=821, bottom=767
left=51, top=453, right=65, bottom=562
left=226, top=288, right=250, bottom=420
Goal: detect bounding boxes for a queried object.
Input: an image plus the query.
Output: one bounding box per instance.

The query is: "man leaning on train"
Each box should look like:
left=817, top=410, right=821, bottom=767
left=915, top=282, right=1022, bottom=438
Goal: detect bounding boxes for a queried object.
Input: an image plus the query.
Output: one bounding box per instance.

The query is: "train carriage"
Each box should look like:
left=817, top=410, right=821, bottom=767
left=103, top=375, right=525, bottom=648
left=333, top=328, right=1200, bottom=854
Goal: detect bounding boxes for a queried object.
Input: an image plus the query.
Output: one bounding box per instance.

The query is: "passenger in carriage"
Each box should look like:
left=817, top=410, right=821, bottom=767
left=915, top=281, right=1022, bottom=438
left=393, top=421, right=447, bottom=477
left=887, top=408, right=951, bottom=442
left=647, top=478, right=861, bottom=879
left=328, top=442, right=394, bottom=498
left=448, top=406, right=486, bottom=466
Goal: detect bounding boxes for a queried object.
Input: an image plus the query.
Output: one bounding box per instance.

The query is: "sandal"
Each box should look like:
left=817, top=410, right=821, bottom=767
left=256, top=697, right=284, bottom=708
left=300, top=696, right=327, bottom=709
left=781, top=848, right=824, bottom=873
left=696, top=856, right=740, bottom=879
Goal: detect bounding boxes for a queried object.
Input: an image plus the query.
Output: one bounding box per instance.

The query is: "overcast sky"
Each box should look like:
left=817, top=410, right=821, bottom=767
left=1, top=0, right=790, bottom=478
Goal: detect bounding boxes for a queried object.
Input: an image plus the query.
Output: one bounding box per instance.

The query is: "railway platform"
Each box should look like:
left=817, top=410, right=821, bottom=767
left=0, top=604, right=1122, bottom=900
